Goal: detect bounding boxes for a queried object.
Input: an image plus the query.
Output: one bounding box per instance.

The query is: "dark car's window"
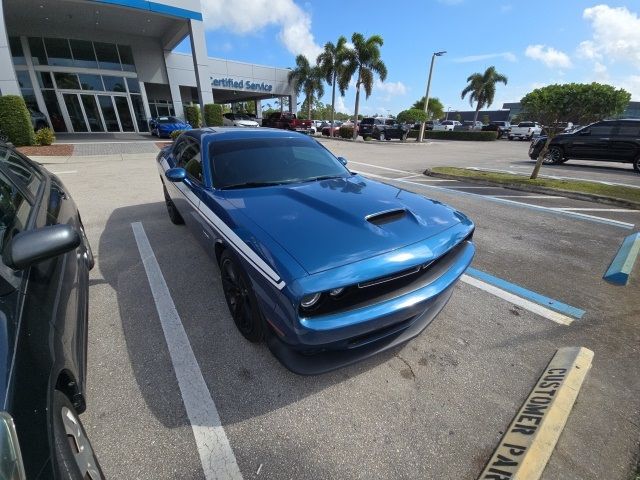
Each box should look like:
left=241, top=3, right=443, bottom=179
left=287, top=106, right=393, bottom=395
left=0, top=171, right=31, bottom=289
left=617, top=123, right=640, bottom=137
left=178, top=139, right=202, bottom=184
left=589, top=123, right=615, bottom=136
left=518, top=122, right=535, bottom=127
left=209, top=137, right=349, bottom=189
left=361, top=118, right=375, bottom=125
left=0, top=148, right=42, bottom=196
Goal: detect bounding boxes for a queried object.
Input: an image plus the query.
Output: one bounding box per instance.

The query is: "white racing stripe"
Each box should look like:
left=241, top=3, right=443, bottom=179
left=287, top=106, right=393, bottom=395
left=460, top=274, right=574, bottom=325
left=491, top=195, right=564, bottom=199
left=554, top=207, right=639, bottom=213
left=132, top=222, right=243, bottom=480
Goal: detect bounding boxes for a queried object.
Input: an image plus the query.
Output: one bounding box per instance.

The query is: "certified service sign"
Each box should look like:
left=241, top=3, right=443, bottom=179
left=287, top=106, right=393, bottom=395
left=211, top=77, right=273, bottom=93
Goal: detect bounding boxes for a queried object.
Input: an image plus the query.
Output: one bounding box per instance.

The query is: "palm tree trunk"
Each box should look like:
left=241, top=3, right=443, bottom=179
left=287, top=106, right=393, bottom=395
left=330, top=72, right=336, bottom=137
left=308, top=95, right=312, bottom=120
left=473, top=105, right=480, bottom=125
left=352, top=72, right=361, bottom=141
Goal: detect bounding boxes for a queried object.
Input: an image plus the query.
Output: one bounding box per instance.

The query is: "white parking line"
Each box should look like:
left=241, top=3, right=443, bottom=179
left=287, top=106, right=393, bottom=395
left=49, top=170, right=77, bottom=175
left=491, top=195, right=565, bottom=199
left=131, top=222, right=242, bottom=480
left=553, top=207, right=639, bottom=213
left=460, top=275, right=574, bottom=325
left=350, top=160, right=415, bottom=175
left=445, top=186, right=497, bottom=189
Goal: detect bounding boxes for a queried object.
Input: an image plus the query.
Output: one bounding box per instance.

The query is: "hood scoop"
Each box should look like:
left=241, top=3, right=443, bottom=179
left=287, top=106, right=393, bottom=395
left=366, top=208, right=407, bottom=226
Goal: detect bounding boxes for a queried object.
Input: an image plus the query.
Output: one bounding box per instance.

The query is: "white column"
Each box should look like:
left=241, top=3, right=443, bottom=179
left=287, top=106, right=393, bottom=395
left=139, top=81, right=152, bottom=120
left=20, top=36, right=50, bottom=127
left=164, top=50, right=184, bottom=119
left=0, top=2, right=20, bottom=95
left=188, top=19, right=213, bottom=110
left=255, top=99, right=262, bottom=120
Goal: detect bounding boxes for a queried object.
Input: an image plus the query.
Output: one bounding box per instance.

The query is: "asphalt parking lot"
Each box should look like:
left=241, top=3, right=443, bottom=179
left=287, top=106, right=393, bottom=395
left=39, top=137, right=639, bottom=479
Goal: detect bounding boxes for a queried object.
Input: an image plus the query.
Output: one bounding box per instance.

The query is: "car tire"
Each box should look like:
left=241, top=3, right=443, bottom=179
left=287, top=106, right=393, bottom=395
left=378, top=131, right=385, bottom=141
left=633, top=156, right=640, bottom=173
left=52, top=390, right=105, bottom=480
left=543, top=146, right=564, bottom=165
left=219, top=249, right=265, bottom=342
left=508, top=136, right=513, bottom=140
left=163, top=186, right=184, bottom=225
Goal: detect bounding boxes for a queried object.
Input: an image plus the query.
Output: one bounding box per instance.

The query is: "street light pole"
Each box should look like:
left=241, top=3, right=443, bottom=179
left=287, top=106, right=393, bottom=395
left=418, top=51, right=446, bottom=143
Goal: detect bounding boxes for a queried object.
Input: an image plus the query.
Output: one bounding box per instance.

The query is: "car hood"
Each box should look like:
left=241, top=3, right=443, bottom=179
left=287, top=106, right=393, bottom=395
left=224, top=175, right=470, bottom=275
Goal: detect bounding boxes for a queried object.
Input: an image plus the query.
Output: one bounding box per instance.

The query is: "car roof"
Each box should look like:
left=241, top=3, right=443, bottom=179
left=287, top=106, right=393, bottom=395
left=185, top=127, right=312, bottom=142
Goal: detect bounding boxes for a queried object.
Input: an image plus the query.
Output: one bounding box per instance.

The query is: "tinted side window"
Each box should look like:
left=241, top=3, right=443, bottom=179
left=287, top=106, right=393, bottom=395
left=617, top=123, right=640, bottom=136
left=0, top=171, right=31, bottom=289
left=0, top=148, right=42, bottom=196
left=590, top=123, right=615, bottom=136
left=178, top=140, right=202, bottom=184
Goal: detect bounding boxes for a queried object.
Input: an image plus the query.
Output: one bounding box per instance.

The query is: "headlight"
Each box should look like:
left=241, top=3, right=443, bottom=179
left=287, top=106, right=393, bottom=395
left=300, top=293, right=322, bottom=309
left=329, top=288, right=344, bottom=297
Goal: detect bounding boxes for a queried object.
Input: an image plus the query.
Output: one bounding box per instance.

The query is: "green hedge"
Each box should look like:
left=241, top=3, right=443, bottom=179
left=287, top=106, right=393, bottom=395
left=183, top=104, right=202, bottom=128
left=204, top=104, right=223, bottom=126
left=34, top=127, right=55, bottom=146
left=0, top=95, right=35, bottom=146
left=408, top=130, right=497, bottom=141
left=170, top=129, right=185, bottom=140
left=339, top=125, right=354, bottom=139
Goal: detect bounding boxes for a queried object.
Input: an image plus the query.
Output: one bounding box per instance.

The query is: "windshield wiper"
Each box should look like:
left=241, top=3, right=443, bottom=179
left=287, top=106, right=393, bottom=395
left=220, top=181, right=287, bottom=190
left=304, top=175, right=344, bottom=182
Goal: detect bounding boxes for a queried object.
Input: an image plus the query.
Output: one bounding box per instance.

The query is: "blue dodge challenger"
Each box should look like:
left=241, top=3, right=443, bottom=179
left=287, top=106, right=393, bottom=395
left=157, top=128, right=475, bottom=374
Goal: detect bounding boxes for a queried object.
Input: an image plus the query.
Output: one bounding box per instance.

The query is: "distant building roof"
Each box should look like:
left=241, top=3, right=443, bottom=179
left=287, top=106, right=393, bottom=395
left=443, top=110, right=510, bottom=122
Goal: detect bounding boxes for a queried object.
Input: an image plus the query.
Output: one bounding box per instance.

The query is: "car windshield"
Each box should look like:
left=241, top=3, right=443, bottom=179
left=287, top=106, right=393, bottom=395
left=209, top=137, right=349, bottom=189
left=157, top=116, right=180, bottom=124
left=361, top=118, right=375, bottom=124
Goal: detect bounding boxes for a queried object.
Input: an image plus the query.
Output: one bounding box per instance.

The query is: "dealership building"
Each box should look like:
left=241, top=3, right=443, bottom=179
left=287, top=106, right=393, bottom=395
left=0, top=0, right=297, bottom=134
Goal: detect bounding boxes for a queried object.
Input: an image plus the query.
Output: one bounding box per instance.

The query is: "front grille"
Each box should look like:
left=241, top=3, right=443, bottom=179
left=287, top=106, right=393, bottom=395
left=300, top=236, right=472, bottom=318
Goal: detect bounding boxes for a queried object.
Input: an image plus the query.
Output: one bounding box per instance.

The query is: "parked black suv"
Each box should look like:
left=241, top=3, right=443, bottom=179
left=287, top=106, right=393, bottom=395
left=0, top=145, right=102, bottom=478
left=359, top=117, right=410, bottom=141
left=529, top=119, right=640, bottom=172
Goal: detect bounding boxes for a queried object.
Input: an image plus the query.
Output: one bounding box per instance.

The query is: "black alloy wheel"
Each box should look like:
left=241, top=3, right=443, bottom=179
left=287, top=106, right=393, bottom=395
left=634, top=155, right=640, bottom=173
left=163, top=186, right=184, bottom=225
left=52, top=390, right=105, bottom=480
left=220, top=250, right=264, bottom=342
left=543, top=146, right=564, bottom=165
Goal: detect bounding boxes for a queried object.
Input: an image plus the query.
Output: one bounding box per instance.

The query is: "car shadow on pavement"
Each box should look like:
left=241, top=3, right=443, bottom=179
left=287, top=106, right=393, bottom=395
left=98, top=202, right=401, bottom=430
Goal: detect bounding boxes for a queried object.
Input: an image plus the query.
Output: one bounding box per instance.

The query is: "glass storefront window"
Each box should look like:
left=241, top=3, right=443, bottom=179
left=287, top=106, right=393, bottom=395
left=37, top=72, right=54, bottom=89
left=78, top=74, right=104, bottom=91
left=114, top=97, right=134, bottom=131
left=21, top=91, right=38, bottom=111
left=54, top=72, right=80, bottom=90
left=62, top=94, right=88, bottom=132
left=126, top=78, right=140, bottom=93
left=80, top=95, right=105, bottom=132
left=98, top=96, right=120, bottom=132
left=9, top=37, right=25, bottom=65
left=130, top=95, right=148, bottom=131
left=118, top=45, right=136, bottom=72
left=102, top=76, right=126, bottom=92
left=70, top=40, right=98, bottom=69
left=44, top=38, right=74, bottom=67
left=94, top=42, right=121, bottom=70
left=28, top=37, right=48, bottom=66
left=42, top=91, right=67, bottom=132
left=15, top=71, right=32, bottom=89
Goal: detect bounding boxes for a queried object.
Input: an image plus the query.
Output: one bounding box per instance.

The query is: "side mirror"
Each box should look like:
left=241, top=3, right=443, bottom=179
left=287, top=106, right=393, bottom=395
left=3, top=224, right=81, bottom=270
left=165, top=167, right=187, bottom=182
left=337, top=156, right=348, bottom=166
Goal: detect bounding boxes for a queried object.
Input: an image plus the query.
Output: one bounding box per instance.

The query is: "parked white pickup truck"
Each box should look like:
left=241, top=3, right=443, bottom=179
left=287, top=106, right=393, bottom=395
left=508, top=121, right=542, bottom=140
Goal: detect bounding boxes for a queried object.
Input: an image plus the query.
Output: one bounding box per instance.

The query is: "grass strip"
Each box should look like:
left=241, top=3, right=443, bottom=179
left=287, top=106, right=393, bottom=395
left=429, top=166, right=640, bottom=205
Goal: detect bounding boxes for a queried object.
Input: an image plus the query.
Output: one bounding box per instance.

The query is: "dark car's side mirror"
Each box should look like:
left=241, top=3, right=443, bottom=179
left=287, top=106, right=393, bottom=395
left=165, top=167, right=187, bottom=182
left=337, top=156, right=348, bottom=166
left=3, top=224, right=81, bottom=270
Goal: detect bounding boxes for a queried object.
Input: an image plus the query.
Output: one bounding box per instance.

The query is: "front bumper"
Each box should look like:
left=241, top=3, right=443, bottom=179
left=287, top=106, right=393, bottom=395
left=266, top=239, right=475, bottom=374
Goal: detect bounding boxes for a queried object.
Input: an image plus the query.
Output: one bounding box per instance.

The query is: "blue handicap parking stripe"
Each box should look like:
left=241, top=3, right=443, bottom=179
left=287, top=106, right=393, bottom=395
left=466, top=267, right=586, bottom=319
left=603, top=232, right=640, bottom=286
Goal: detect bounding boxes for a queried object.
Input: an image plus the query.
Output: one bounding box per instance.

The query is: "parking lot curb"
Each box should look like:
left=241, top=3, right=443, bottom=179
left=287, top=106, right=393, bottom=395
left=478, top=346, right=594, bottom=480
left=424, top=170, right=640, bottom=210
left=604, top=232, right=640, bottom=286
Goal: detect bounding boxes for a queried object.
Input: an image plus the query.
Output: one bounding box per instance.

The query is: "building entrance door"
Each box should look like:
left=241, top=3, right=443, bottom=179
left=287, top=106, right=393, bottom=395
left=60, top=92, right=137, bottom=133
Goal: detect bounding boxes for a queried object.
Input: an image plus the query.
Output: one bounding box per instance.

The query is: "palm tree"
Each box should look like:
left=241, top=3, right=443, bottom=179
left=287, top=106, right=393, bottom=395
left=461, top=66, right=508, bottom=124
left=288, top=55, right=325, bottom=120
left=341, top=33, right=388, bottom=139
left=317, top=36, right=349, bottom=136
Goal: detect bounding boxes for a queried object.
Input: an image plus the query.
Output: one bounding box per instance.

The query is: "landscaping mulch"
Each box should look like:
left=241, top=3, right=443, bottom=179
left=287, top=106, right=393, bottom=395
left=18, top=144, right=74, bottom=156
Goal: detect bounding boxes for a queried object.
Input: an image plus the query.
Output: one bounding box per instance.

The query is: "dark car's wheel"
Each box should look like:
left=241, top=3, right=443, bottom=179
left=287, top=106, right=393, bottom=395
left=163, top=186, right=184, bottom=225
left=543, top=146, right=564, bottom=165
left=53, top=390, right=105, bottom=480
left=508, top=135, right=513, bottom=140
left=634, top=156, right=640, bottom=173
left=220, top=250, right=265, bottom=342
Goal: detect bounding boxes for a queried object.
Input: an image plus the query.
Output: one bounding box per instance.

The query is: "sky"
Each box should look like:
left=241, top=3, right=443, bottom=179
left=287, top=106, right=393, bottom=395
left=177, top=0, right=640, bottom=116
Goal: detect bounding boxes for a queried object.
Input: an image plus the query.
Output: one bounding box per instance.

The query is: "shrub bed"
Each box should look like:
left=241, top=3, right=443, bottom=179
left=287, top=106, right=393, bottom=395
left=339, top=126, right=354, bottom=139
left=0, top=95, right=35, bottom=146
left=183, top=104, right=202, bottom=128
left=34, top=127, right=55, bottom=146
left=408, top=130, right=497, bottom=141
left=204, top=104, right=223, bottom=126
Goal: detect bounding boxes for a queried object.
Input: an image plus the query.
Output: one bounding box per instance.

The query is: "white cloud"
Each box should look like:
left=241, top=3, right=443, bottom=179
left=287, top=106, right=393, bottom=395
left=200, top=0, right=322, bottom=60
left=620, top=75, right=640, bottom=100
left=525, top=44, right=572, bottom=68
left=334, top=95, right=351, bottom=114
left=578, top=5, right=640, bottom=68
left=452, top=52, right=517, bottom=63
left=375, top=81, right=407, bottom=96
